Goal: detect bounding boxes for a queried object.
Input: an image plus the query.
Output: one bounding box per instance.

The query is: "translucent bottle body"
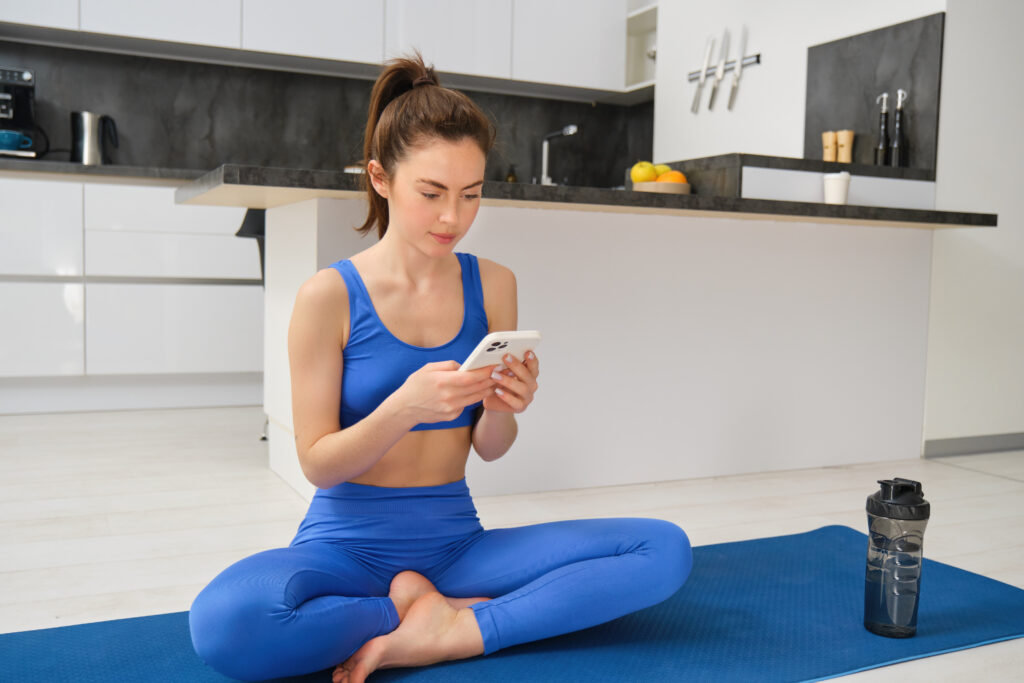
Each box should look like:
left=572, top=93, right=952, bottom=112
left=864, top=513, right=928, bottom=637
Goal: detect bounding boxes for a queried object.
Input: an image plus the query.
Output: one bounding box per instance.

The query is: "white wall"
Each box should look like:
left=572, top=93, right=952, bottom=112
left=925, top=0, right=1024, bottom=440
left=653, top=0, right=944, bottom=164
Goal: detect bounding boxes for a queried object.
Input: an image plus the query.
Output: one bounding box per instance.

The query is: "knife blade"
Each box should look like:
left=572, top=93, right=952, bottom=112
left=708, top=29, right=730, bottom=110
left=728, top=27, right=747, bottom=110
left=691, top=37, right=714, bottom=114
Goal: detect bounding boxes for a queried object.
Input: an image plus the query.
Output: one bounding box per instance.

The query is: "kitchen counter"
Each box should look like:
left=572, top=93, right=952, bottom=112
left=176, top=163, right=996, bottom=229
left=162, top=162, right=993, bottom=501
left=0, top=157, right=204, bottom=186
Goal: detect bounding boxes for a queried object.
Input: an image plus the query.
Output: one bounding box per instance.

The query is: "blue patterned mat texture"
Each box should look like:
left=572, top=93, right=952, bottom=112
left=3, top=525, right=1023, bottom=682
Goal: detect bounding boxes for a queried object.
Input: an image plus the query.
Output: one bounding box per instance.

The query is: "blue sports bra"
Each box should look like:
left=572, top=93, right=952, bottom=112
left=330, top=252, right=489, bottom=432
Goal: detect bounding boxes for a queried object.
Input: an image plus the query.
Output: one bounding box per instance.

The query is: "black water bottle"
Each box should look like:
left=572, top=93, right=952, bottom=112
left=864, top=478, right=930, bottom=637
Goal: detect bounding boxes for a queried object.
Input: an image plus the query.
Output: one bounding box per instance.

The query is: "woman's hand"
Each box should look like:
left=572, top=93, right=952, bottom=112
left=399, top=361, right=496, bottom=425
left=482, top=351, right=539, bottom=414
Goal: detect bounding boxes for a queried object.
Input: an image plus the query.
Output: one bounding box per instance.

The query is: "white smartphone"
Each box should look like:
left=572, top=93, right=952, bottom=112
left=458, top=330, right=542, bottom=372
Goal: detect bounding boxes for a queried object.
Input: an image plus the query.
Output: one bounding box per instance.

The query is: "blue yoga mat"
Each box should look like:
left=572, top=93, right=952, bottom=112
left=3, top=525, right=1023, bottom=682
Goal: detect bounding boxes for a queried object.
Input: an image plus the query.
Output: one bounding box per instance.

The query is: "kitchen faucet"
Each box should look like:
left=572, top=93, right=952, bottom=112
left=541, top=124, right=578, bottom=185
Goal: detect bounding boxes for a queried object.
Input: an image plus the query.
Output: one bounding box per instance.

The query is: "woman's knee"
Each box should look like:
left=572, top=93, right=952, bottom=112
left=189, top=576, right=283, bottom=681
left=636, top=518, right=693, bottom=599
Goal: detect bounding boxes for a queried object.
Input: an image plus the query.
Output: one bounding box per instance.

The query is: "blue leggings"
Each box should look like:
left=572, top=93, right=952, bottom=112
left=189, top=478, right=692, bottom=681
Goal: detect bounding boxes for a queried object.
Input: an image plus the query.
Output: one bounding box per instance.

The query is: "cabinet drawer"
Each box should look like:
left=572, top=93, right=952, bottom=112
left=0, top=282, right=84, bottom=377
left=84, top=184, right=246, bottom=236
left=512, top=0, right=627, bottom=90
left=0, top=177, right=83, bottom=276
left=79, top=0, right=242, bottom=49
left=385, top=0, right=512, bottom=79
left=85, top=283, right=263, bottom=375
left=0, top=0, right=79, bottom=30
left=242, top=0, right=384, bottom=63
left=85, top=231, right=261, bottom=279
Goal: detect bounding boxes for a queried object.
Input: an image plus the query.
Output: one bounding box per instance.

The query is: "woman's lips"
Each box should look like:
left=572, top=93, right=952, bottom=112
left=430, top=233, right=455, bottom=244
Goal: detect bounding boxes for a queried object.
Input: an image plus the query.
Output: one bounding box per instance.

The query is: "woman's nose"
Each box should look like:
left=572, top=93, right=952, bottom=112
left=439, top=198, right=460, bottom=224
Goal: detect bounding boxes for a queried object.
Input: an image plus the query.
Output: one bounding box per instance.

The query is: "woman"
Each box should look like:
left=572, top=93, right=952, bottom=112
left=189, top=54, right=692, bottom=683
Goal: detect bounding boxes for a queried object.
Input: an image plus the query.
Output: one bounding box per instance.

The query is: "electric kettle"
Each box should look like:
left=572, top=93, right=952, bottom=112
left=71, top=111, right=118, bottom=165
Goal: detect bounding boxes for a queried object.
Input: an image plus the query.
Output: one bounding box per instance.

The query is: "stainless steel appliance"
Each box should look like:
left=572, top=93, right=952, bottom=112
left=0, top=66, right=39, bottom=158
left=71, top=111, right=118, bottom=165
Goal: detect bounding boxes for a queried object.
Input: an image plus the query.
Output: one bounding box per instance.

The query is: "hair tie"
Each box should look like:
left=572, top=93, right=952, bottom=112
left=412, top=75, right=434, bottom=88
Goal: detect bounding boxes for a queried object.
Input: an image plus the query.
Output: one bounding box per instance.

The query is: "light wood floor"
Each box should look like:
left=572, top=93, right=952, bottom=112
left=1, top=406, right=1021, bottom=680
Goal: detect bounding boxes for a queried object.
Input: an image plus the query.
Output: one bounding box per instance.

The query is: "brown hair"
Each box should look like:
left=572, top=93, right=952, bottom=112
left=357, top=52, right=496, bottom=239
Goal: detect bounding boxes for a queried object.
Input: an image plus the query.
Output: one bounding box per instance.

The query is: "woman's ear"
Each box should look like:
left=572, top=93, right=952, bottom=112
left=367, top=160, right=390, bottom=198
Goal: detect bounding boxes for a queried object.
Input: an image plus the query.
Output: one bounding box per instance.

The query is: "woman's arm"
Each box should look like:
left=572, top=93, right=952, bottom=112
left=288, top=271, right=418, bottom=488
left=472, top=261, right=540, bottom=461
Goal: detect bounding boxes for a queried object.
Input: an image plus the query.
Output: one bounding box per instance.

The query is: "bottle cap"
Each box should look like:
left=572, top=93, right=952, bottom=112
left=866, top=478, right=930, bottom=520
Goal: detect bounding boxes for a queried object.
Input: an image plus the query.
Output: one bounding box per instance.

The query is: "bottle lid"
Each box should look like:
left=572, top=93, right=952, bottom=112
left=866, top=478, right=930, bottom=520
left=876, top=92, right=889, bottom=113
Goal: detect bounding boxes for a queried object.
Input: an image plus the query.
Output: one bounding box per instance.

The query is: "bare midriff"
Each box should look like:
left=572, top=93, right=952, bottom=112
left=348, top=424, right=474, bottom=488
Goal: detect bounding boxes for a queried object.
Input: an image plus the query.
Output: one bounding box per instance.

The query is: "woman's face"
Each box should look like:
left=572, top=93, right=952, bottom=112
left=369, top=137, right=486, bottom=254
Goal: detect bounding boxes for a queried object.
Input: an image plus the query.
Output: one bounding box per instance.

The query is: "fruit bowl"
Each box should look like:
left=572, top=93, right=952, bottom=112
left=632, top=181, right=691, bottom=194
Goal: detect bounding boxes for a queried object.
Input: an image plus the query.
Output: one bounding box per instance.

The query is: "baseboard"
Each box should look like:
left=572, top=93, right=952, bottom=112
left=923, top=432, right=1024, bottom=458
left=0, top=372, right=262, bottom=414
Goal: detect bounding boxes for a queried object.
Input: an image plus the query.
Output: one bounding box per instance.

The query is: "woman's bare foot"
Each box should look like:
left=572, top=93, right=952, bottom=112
left=387, top=571, right=437, bottom=621
left=332, top=592, right=485, bottom=683
left=388, top=570, right=490, bottom=617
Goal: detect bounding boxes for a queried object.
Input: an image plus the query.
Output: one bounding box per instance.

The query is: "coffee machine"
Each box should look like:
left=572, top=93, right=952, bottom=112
left=0, top=66, right=39, bottom=158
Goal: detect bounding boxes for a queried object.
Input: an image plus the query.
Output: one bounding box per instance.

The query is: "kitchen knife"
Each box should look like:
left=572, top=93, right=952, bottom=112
left=691, top=37, right=714, bottom=114
left=708, top=29, right=729, bottom=110
left=728, top=27, right=747, bottom=110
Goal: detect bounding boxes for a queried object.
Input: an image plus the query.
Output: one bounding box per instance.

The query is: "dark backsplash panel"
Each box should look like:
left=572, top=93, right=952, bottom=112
left=803, top=13, right=943, bottom=170
left=0, top=40, right=652, bottom=188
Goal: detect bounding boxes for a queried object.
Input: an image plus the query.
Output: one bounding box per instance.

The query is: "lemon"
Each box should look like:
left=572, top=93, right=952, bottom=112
left=630, top=161, right=658, bottom=183
left=654, top=164, right=671, bottom=176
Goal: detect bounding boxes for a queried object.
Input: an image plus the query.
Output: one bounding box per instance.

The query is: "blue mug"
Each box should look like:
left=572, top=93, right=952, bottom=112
left=0, top=129, right=33, bottom=150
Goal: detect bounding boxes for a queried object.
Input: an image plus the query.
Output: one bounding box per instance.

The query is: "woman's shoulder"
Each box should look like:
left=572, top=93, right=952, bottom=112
left=473, top=255, right=516, bottom=288
left=294, top=264, right=350, bottom=317
left=473, top=255, right=517, bottom=330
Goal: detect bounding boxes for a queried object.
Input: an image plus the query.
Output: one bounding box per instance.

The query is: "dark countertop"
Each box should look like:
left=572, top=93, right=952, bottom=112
left=1, top=158, right=996, bottom=228
left=666, top=153, right=936, bottom=181
left=0, top=157, right=204, bottom=184
left=177, top=164, right=996, bottom=229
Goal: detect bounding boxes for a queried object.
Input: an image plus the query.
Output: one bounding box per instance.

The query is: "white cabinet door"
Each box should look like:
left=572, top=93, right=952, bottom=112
left=242, top=0, right=384, bottom=64
left=0, top=178, right=82, bottom=277
left=79, top=0, right=242, bottom=49
left=385, top=0, right=512, bottom=79
left=85, top=283, right=263, bottom=374
left=0, top=0, right=79, bottom=30
left=0, top=282, right=84, bottom=377
left=512, top=0, right=627, bottom=90
left=83, top=184, right=256, bottom=279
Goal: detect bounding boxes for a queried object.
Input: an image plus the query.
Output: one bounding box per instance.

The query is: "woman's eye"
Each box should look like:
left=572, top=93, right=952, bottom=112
left=421, top=193, right=439, bottom=199
left=463, top=194, right=481, bottom=200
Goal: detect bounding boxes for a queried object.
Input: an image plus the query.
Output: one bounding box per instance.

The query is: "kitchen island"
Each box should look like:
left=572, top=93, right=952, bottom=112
left=176, top=163, right=996, bottom=500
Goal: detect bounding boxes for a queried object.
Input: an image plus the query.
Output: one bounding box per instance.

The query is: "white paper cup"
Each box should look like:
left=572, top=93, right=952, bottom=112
left=823, top=171, right=851, bottom=204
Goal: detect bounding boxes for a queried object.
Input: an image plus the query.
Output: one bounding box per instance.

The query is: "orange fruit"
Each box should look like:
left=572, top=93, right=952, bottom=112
left=656, top=170, right=687, bottom=183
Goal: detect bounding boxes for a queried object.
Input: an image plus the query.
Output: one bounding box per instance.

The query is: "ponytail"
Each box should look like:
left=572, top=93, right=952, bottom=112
left=357, top=52, right=495, bottom=239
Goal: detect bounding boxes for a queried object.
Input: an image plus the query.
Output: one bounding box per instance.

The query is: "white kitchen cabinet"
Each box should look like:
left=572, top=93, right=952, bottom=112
left=385, top=0, right=512, bottom=79
left=512, top=0, right=627, bottom=90
left=83, top=184, right=255, bottom=279
left=0, top=177, right=82, bottom=276
left=85, top=283, right=263, bottom=375
left=0, top=282, right=84, bottom=377
left=241, top=0, right=383, bottom=64
left=0, top=0, right=79, bottom=30
left=79, top=0, right=242, bottom=49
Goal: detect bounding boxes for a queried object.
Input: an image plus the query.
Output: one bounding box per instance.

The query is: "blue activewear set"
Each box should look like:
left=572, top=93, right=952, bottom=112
left=189, top=253, right=693, bottom=681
